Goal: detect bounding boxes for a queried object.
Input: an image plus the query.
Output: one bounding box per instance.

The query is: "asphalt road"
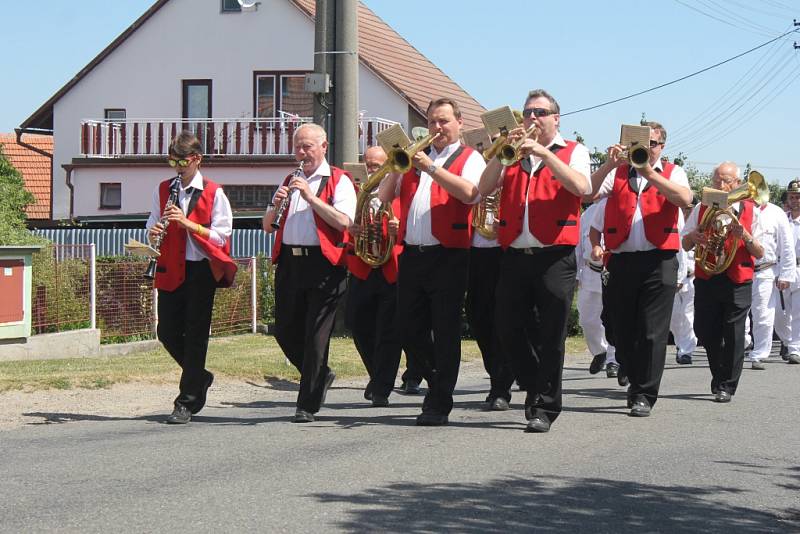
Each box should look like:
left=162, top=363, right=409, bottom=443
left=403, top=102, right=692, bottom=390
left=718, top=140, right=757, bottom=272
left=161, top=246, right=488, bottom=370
left=1, top=349, right=798, bottom=533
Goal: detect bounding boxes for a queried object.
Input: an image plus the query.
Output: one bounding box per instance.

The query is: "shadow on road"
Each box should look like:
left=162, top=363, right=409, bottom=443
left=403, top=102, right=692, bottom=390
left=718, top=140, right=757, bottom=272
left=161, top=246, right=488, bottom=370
left=312, top=473, right=797, bottom=533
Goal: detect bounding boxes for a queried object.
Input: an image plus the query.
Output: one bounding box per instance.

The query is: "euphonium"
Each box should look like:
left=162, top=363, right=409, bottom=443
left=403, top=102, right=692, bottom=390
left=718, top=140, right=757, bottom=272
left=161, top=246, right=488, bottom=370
left=472, top=189, right=500, bottom=239
left=354, top=128, right=439, bottom=266
left=498, top=123, right=540, bottom=166
left=144, top=176, right=181, bottom=279
left=695, top=170, right=769, bottom=275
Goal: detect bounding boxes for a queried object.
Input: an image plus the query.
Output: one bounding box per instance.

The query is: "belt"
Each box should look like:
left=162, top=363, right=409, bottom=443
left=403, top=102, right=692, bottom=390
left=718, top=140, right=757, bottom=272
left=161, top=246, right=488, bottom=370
left=754, top=261, right=777, bottom=273
left=402, top=243, right=442, bottom=253
left=585, top=260, right=603, bottom=273
left=286, top=245, right=321, bottom=257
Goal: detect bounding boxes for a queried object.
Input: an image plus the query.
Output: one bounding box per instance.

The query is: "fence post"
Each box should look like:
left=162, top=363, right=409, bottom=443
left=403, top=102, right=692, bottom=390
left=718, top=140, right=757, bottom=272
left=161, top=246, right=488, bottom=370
left=251, top=256, right=257, bottom=333
left=152, top=288, right=159, bottom=337
left=90, top=244, right=96, bottom=330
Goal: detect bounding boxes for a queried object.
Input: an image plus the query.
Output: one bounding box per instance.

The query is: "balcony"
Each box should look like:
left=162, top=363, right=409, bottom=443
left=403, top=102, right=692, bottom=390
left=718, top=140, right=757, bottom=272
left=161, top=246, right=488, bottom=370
left=79, top=117, right=399, bottom=159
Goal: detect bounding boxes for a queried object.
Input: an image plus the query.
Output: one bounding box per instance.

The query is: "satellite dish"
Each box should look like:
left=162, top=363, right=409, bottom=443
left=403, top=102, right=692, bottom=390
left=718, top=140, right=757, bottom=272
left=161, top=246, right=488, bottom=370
left=238, top=0, right=259, bottom=7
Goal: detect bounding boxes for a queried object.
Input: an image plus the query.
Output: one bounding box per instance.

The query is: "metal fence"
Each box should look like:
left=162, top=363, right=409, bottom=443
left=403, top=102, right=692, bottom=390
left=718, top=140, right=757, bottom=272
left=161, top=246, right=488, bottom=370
left=31, top=244, right=259, bottom=343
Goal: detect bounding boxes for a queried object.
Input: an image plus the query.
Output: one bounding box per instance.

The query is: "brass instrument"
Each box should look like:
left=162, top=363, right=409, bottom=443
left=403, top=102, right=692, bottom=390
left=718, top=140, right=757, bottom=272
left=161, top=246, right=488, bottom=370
left=499, top=123, right=540, bottom=166
left=144, top=176, right=181, bottom=279
left=481, top=109, right=523, bottom=161
left=472, top=190, right=500, bottom=239
left=621, top=143, right=650, bottom=169
left=354, top=128, right=439, bottom=266
left=695, top=170, right=769, bottom=275
left=271, top=164, right=303, bottom=230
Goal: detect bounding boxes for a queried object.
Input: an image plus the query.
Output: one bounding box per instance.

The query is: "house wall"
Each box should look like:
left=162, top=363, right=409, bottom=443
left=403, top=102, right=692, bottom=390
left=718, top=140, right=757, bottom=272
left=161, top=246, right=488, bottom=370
left=52, top=0, right=410, bottom=220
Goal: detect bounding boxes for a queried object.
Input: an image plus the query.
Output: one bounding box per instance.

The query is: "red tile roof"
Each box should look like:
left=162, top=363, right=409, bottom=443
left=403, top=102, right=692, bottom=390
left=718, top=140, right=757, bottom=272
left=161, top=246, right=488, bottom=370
left=291, top=0, right=485, bottom=129
left=0, top=134, right=52, bottom=220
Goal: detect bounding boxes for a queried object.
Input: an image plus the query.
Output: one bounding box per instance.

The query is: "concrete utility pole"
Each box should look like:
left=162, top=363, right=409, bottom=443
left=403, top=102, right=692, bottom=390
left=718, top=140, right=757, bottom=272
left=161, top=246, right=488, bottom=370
left=333, top=0, right=359, bottom=167
left=313, top=0, right=335, bottom=150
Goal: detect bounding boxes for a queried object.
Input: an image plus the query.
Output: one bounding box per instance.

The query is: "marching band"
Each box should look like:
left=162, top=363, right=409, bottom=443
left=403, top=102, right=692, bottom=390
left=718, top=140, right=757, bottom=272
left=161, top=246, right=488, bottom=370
left=150, top=91, right=799, bottom=429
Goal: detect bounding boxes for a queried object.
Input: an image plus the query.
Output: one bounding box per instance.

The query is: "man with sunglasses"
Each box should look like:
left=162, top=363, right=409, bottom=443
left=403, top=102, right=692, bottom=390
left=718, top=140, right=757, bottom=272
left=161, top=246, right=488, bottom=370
left=589, top=121, right=692, bottom=417
left=479, top=89, right=591, bottom=433
left=147, top=131, right=236, bottom=424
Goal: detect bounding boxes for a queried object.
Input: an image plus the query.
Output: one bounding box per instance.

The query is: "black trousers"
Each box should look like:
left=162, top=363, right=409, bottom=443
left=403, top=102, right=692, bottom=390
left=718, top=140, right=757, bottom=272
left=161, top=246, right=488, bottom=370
left=345, top=269, right=402, bottom=398
left=694, top=276, right=751, bottom=395
left=606, top=250, right=678, bottom=407
left=465, top=246, right=507, bottom=401
left=397, top=246, right=469, bottom=416
left=495, top=246, right=577, bottom=423
left=157, top=259, right=217, bottom=413
left=274, top=247, right=346, bottom=413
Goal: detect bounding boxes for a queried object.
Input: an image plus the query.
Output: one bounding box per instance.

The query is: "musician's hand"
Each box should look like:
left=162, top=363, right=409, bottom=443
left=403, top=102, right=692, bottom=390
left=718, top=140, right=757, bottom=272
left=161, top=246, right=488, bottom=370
left=148, top=223, right=164, bottom=244
left=730, top=223, right=744, bottom=238
left=607, top=144, right=626, bottom=168
left=164, top=204, right=190, bottom=229
left=289, top=176, right=312, bottom=201
left=686, top=228, right=708, bottom=246
left=387, top=217, right=399, bottom=237
left=777, top=280, right=790, bottom=290
left=273, top=185, right=290, bottom=207
left=412, top=152, right=434, bottom=173
left=590, top=245, right=605, bottom=262
left=519, top=137, right=547, bottom=159
left=349, top=222, right=364, bottom=238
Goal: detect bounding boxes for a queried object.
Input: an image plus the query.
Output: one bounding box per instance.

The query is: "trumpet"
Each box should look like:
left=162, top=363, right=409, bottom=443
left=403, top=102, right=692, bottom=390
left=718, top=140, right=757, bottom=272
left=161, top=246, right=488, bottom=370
left=498, top=123, right=540, bottom=166
left=144, top=176, right=181, bottom=279
left=271, top=164, right=304, bottom=230
left=621, top=143, right=650, bottom=169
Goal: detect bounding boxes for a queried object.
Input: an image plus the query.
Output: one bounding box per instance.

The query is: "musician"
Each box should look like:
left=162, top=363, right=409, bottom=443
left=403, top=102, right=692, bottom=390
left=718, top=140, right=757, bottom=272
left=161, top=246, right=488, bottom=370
left=378, top=98, right=486, bottom=426
left=576, top=201, right=619, bottom=377
left=589, top=121, right=692, bottom=417
left=670, top=213, right=698, bottom=365
left=263, top=123, right=356, bottom=423
left=146, top=131, right=236, bottom=424
left=773, top=180, right=800, bottom=365
left=479, top=89, right=591, bottom=433
left=682, top=162, right=764, bottom=401
left=746, top=193, right=795, bottom=370
left=345, top=145, right=403, bottom=407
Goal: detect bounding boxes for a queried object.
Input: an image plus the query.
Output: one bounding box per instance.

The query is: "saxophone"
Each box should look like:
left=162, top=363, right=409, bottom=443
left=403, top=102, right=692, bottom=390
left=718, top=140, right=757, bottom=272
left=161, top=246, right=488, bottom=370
left=144, top=176, right=181, bottom=279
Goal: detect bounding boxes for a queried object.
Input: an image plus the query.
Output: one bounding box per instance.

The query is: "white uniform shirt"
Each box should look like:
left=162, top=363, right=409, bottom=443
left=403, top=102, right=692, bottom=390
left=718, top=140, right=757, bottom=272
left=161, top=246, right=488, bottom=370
left=507, top=133, right=591, bottom=249
left=787, top=212, right=800, bottom=284
left=575, top=202, right=604, bottom=293
left=146, top=171, right=233, bottom=261
left=398, top=141, right=486, bottom=246
left=592, top=160, right=689, bottom=252
left=277, top=160, right=357, bottom=246
left=753, top=202, right=796, bottom=282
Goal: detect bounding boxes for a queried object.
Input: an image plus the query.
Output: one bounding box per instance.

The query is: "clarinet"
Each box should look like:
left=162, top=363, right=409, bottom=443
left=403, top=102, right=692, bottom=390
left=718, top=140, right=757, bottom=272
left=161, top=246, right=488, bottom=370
left=144, top=176, right=181, bottom=279
left=271, top=164, right=304, bottom=230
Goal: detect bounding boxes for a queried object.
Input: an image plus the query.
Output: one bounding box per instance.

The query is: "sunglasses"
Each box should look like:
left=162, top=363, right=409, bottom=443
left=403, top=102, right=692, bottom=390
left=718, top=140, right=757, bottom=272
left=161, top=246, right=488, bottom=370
left=167, top=156, right=197, bottom=168
left=522, top=107, right=555, bottom=119
left=649, top=140, right=664, bottom=148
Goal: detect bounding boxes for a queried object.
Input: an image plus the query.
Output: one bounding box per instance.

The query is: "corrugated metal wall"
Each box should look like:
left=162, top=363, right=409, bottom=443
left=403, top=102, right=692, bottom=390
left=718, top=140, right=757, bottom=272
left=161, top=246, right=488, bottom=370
left=34, top=228, right=274, bottom=258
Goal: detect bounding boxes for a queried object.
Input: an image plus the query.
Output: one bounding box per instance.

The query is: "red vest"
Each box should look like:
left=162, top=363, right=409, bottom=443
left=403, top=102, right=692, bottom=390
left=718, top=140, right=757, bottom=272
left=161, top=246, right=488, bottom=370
left=603, top=162, right=681, bottom=251
left=398, top=145, right=475, bottom=249
left=272, top=166, right=351, bottom=266
left=695, top=200, right=755, bottom=284
left=497, top=140, right=581, bottom=249
left=346, top=197, right=402, bottom=283
left=154, top=178, right=237, bottom=292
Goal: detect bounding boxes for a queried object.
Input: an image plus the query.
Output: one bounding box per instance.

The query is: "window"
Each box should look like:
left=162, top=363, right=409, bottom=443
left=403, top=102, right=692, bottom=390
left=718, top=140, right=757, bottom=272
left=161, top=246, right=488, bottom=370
left=224, top=185, right=276, bottom=210
left=104, top=109, right=126, bottom=122
left=221, top=0, right=241, bottom=12
left=182, top=80, right=212, bottom=120
left=254, top=72, right=313, bottom=119
left=100, top=183, right=121, bottom=209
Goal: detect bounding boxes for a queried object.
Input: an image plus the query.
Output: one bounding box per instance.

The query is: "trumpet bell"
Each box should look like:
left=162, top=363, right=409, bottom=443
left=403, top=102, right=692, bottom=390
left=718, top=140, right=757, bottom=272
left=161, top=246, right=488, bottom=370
left=629, top=145, right=650, bottom=169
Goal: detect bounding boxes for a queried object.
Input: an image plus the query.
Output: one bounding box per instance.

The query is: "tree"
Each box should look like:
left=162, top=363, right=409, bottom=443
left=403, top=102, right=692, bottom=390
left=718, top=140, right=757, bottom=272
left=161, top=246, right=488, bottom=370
left=0, top=146, right=42, bottom=245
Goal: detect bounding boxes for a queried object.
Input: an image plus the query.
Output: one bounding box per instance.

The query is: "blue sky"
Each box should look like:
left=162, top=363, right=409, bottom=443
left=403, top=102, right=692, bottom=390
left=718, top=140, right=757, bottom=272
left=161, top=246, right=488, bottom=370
left=3, top=0, right=799, bottom=183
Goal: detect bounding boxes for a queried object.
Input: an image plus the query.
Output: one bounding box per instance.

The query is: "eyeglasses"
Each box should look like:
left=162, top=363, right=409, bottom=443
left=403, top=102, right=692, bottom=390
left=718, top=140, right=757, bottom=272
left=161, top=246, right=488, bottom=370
left=522, top=107, right=555, bottom=119
left=167, top=156, right=197, bottom=167
left=649, top=140, right=664, bottom=148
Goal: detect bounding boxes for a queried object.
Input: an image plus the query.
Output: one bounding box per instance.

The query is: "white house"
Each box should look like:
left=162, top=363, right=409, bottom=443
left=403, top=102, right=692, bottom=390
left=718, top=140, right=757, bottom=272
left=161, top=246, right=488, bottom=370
left=19, top=0, right=485, bottom=226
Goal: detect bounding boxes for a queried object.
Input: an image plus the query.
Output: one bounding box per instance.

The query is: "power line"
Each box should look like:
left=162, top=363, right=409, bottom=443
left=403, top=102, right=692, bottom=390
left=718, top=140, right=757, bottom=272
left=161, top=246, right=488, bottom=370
left=561, top=27, right=799, bottom=117
left=673, top=0, right=775, bottom=37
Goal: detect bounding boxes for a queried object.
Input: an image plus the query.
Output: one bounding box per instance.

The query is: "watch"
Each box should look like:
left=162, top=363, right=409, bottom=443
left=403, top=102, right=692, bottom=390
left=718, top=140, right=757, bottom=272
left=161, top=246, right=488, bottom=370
left=426, top=164, right=438, bottom=175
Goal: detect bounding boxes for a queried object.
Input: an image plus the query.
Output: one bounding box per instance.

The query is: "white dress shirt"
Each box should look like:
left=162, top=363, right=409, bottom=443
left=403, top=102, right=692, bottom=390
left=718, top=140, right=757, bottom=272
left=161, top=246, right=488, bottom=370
left=277, top=160, right=357, bottom=246
left=753, top=202, right=796, bottom=282
left=507, top=133, right=591, bottom=249
left=146, top=171, right=233, bottom=261
left=576, top=202, right=604, bottom=292
left=592, top=160, right=689, bottom=252
left=398, top=140, right=486, bottom=246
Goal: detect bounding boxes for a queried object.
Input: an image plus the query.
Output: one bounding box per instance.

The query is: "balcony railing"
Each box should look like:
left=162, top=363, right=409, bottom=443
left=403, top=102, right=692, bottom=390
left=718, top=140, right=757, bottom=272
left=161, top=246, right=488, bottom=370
left=79, top=117, right=399, bottom=158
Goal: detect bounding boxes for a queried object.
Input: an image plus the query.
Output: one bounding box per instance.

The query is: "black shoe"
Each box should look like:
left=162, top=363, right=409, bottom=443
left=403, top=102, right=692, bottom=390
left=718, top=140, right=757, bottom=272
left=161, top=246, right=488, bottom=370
left=617, top=373, right=629, bottom=387
left=402, top=379, right=421, bottom=395
left=321, top=371, right=336, bottom=405
left=166, top=404, right=191, bottom=424
left=293, top=409, right=315, bottom=423
left=676, top=353, right=693, bottom=365
left=714, top=391, right=732, bottom=403
left=780, top=342, right=788, bottom=360
left=606, top=362, right=619, bottom=378
left=525, top=417, right=551, bottom=433
left=489, top=397, right=510, bottom=411
left=191, top=371, right=214, bottom=415
left=371, top=394, right=389, bottom=407
left=629, top=398, right=651, bottom=417
left=415, top=412, right=448, bottom=426
left=788, top=353, right=800, bottom=364
left=589, top=353, right=606, bottom=374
